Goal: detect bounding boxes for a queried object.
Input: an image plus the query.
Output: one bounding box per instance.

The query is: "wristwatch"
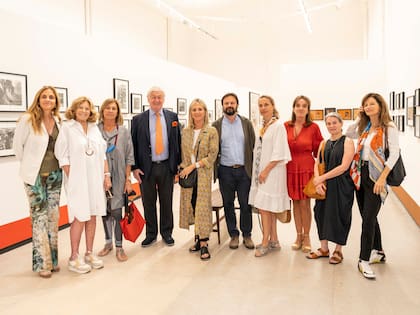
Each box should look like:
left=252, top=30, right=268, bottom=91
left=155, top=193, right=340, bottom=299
left=195, top=162, right=200, bottom=169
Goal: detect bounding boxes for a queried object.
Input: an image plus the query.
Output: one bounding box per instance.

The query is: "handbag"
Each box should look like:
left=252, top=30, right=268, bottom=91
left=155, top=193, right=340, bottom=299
left=120, top=192, right=145, bottom=242
left=384, top=128, right=406, bottom=186
left=276, top=210, right=291, bottom=223
left=179, top=140, right=200, bottom=188
left=303, top=141, right=326, bottom=200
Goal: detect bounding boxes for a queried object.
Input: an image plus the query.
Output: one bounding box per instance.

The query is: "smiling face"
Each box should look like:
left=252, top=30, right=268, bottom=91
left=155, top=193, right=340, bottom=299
left=75, top=101, right=92, bottom=123
left=222, top=95, right=238, bottom=116
left=325, top=115, right=343, bottom=137
left=293, top=98, right=309, bottom=119
left=191, top=103, right=206, bottom=125
left=258, top=97, right=274, bottom=121
left=148, top=90, right=164, bottom=113
left=363, top=96, right=381, bottom=119
left=102, top=101, right=119, bottom=122
left=39, top=88, right=56, bottom=113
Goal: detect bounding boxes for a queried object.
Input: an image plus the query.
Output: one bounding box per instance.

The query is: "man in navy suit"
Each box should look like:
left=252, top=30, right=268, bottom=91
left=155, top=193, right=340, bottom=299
left=131, top=87, right=181, bottom=247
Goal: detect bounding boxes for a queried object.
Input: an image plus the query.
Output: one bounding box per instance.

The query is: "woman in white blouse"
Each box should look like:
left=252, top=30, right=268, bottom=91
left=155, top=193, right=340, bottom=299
left=55, top=96, right=111, bottom=274
left=346, top=93, right=400, bottom=279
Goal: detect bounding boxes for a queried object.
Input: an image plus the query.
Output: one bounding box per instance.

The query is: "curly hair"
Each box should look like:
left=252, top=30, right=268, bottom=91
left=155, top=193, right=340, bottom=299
left=65, top=96, right=97, bottom=122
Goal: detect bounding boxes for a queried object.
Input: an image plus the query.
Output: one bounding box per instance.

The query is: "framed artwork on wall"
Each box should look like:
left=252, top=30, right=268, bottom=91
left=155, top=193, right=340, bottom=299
left=415, top=115, right=420, bottom=138
left=113, top=78, right=129, bottom=114
left=400, top=92, right=405, bottom=109
left=143, top=104, right=150, bottom=112
left=208, top=110, right=214, bottom=122
left=389, top=91, right=395, bottom=111
left=177, top=98, right=187, bottom=115
left=214, top=99, right=222, bottom=120
left=0, top=121, right=16, bottom=157
left=406, top=95, right=415, bottom=127
left=310, top=109, right=323, bottom=121
left=324, top=107, right=336, bottom=116
left=249, top=92, right=260, bottom=129
left=179, top=118, right=187, bottom=130
left=54, top=87, right=68, bottom=112
left=131, top=93, right=142, bottom=114
left=123, top=118, right=131, bottom=131
left=415, top=88, right=420, bottom=106
left=0, top=72, right=28, bottom=112
left=337, top=109, right=352, bottom=120
left=352, top=108, right=360, bottom=119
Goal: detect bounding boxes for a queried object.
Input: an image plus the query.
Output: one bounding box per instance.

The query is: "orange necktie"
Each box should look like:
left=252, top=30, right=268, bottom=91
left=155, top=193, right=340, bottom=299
left=155, top=112, right=164, bottom=155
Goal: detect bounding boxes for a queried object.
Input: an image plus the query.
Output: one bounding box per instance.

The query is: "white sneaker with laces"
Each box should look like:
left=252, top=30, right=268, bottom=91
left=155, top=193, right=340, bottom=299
left=68, top=256, right=92, bottom=274
left=358, top=260, right=376, bottom=279
left=369, top=249, right=386, bottom=264
left=85, top=253, right=104, bottom=269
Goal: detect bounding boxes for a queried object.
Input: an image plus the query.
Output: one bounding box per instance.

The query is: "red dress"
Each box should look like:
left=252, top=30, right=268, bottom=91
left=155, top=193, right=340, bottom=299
left=284, top=122, right=323, bottom=200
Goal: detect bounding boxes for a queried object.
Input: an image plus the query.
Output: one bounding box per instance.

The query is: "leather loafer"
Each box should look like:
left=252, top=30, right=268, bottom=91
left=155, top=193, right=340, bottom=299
left=163, top=236, right=175, bottom=246
left=141, top=237, right=157, bottom=247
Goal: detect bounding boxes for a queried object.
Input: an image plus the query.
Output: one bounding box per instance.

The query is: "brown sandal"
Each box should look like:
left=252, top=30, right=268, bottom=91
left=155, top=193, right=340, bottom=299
left=329, top=251, right=343, bottom=264
left=306, top=248, right=330, bottom=259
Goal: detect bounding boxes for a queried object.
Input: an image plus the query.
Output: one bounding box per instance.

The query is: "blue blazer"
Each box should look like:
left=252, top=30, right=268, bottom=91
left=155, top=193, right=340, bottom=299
left=131, top=109, right=181, bottom=179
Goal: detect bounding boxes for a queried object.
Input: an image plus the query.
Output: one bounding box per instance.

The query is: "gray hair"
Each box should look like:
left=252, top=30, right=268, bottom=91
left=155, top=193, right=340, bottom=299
left=147, top=86, right=165, bottom=97
left=325, top=111, right=343, bottom=123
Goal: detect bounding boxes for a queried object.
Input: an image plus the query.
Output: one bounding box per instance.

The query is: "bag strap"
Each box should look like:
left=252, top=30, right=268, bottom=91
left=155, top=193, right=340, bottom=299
left=318, top=141, right=326, bottom=163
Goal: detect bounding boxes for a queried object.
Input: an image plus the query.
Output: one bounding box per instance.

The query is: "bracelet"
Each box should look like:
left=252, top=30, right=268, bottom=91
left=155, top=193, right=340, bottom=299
left=104, top=172, right=111, bottom=176
left=195, top=162, right=200, bottom=169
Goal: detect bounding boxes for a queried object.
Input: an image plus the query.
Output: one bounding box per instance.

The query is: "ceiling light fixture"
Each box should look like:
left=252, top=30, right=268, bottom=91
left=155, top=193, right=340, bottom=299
left=297, top=0, right=313, bottom=33
left=156, top=0, right=217, bottom=40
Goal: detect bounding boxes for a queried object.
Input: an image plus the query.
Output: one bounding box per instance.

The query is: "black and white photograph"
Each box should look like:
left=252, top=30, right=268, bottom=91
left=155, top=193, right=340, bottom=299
left=415, top=115, right=420, bottom=138
left=0, top=72, right=27, bottom=112
left=249, top=91, right=260, bottom=130
left=54, top=87, right=68, bottom=112
left=208, top=110, right=214, bottom=122
left=406, top=95, right=415, bottom=127
left=324, top=107, right=337, bottom=115
left=131, top=93, right=142, bottom=114
left=177, top=98, right=187, bottom=115
left=0, top=121, right=16, bottom=157
left=179, top=118, right=187, bottom=130
left=123, top=118, right=131, bottom=131
left=389, top=91, right=395, bottom=111
left=214, top=99, right=222, bottom=120
left=113, top=78, right=129, bottom=114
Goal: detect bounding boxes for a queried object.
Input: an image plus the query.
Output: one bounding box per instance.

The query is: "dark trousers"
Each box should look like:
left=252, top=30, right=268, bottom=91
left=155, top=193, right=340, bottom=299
left=140, top=161, right=174, bottom=239
left=356, top=164, right=383, bottom=261
left=218, top=165, right=252, bottom=237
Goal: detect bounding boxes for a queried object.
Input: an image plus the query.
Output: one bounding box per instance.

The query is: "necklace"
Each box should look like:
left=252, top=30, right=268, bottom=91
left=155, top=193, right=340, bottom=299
left=260, top=116, right=277, bottom=137
left=77, top=121, right=95, bottom=156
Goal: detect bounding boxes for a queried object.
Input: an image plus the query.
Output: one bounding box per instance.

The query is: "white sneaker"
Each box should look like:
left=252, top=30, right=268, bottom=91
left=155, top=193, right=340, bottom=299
left=369, top=249, right=386, bottom=264
left=358, top=260, right=376, bottom=279
left=68, top=257, right=92, bottom=274
left=85, top=253, right=104, bottom=269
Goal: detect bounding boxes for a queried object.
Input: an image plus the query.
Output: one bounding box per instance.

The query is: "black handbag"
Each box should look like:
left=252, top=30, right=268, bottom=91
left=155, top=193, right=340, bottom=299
left=179, top=140, right=199, bottom=188
left=384, top=128, right=406, bottom=186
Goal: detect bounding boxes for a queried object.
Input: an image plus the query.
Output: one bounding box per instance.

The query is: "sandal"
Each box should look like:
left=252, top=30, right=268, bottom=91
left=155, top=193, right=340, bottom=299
left=329, top=251, right=343, bottom=264
left=302, top=234, right=311, bottom=253
left=306, top=248, right=330, bottom=259
left=255, top=246, right=269, bottom=257
left=189, top=240, right=201, bottom=252
left=291, top=233, right=302, bottom=250
left=269, top=240, right=281, bottom=251
left=200, top=245, right=211, bottom=260
left=98, top=244, right=113, bottom=257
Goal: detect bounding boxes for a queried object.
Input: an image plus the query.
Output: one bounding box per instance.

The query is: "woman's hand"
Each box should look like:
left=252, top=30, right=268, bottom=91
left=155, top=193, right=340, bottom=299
left=313, top=175, right=323, bottom=186
left=373, top=177, right=386, bottom=195
left=124, top=180, right=133, bottom=194
left=104, top=175, right=112, bottom=191
left=258, top=168, right=270, bottom=184
left=179, top=164, right=195, bottom=179
left=315, top=183, right=326, bottom=196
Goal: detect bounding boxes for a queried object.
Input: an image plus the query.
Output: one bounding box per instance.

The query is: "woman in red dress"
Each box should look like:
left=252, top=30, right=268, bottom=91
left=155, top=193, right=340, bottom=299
left=285, top=96, right=323, bottom=253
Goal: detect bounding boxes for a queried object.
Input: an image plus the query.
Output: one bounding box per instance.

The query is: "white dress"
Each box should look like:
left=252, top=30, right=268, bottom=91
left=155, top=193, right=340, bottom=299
left=248, top=120, right=291, bottom=213
left=55, top=120, right=107, bottom=222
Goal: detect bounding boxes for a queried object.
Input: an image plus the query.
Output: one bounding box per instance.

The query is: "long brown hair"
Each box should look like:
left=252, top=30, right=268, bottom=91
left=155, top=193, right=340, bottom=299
left=25, top=86, right=61, bottom=134
left=288, top=95, right=312, bottom=126
left=357, top=93, right=392, bottom=135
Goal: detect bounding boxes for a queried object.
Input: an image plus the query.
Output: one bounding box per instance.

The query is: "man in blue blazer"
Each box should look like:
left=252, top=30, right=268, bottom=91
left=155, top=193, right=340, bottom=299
left=131, top=87, right=181, bottom=247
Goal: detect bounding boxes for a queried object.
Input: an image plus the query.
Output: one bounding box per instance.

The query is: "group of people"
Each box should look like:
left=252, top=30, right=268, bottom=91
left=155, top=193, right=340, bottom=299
left=13, top=85, right=399, bottom=280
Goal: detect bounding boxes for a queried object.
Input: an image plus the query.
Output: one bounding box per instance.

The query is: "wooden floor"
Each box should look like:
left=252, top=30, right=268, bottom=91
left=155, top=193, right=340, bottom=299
left=0, top=186, right=419, bottom=315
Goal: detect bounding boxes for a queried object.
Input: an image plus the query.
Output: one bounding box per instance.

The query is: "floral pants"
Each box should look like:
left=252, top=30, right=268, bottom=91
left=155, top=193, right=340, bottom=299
left=24, top=170, right=62, bottom=272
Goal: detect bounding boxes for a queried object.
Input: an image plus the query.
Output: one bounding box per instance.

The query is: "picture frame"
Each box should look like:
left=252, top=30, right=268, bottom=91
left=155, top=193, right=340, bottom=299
left=130, top=93, right=142, bottom=114
left=123, top=118, right=131, bottom=131
left=415, top=88, right=420, bottom=106
left=208, top=110, right=214, bottom=122
left=406, top=95, right=415, bottom=127
left=54, top=87, right=68, bottom=112
left=143, top=104, right=150, bottom=112
left=0, top=121, right=16, bottom=157
left=177, top=98, right=187, bottom=115
left=415, top=115, right=420, bottom=138
left=389, top=91, right=395, bottom=111
left=249, top=92, right=260, bottom=129
left=310, top=109, right=324, bottom=121
left=337, top=109, right=352, bottom=120
left=0, top=72, right=28, bottom=112
left=214, top=99, right=222, bottom=120
left=324, top=107, right=336, bottom=116
left=113, top=78, right=129, bottom=114
left=352, top=108, right=360, bottom=119
left=400, top=92, right=405, bottom=109
left=179, top=118, right=187, bottom=130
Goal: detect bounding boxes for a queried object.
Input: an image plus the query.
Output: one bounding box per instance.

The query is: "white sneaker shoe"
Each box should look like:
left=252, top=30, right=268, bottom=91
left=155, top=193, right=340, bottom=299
left=85, top=253, right=104, bottom=269
left=68, top=257, right=92, bottom=274
left=358, top=260, right=376, bottom=279
left=369, top=249, right=386, bottom=264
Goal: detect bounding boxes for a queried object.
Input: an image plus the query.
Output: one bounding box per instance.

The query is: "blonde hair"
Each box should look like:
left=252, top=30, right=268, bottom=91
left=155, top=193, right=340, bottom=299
left=98, top=98, right=123, bottom=125
left=259, top=95, right=279, bottom=119
left=187, top=99, right=209, bottom=129
left=357, top=93, right=392, bottom=135
left=25, top=86, right=61, bottom=134
left=65, top=96, right=97, bottom=122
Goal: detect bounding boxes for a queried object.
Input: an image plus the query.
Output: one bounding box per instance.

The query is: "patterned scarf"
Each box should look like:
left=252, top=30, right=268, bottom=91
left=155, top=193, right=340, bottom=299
left=260, top=116, right=277, bottom=137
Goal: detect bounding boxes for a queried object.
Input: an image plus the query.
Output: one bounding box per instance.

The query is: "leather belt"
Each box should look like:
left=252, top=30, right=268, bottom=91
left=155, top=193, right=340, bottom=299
left=222, top=164, right=244, bottom=169
left=152, top=159, right=168, bottom=164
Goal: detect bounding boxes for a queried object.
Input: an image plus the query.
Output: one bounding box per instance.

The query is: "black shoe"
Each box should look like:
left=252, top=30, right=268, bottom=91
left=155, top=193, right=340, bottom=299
left=141, top=237, right=157, bottom=247
left=163, top=236, right=175, bottom=246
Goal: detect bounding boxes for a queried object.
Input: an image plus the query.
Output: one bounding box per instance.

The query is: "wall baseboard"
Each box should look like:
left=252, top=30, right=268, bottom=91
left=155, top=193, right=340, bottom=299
left=392, top=186, right=420, bottom=227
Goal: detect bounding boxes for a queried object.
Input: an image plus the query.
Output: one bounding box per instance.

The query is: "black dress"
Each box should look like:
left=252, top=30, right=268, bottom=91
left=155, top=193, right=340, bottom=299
left=314, top=135, right=354, bottom=245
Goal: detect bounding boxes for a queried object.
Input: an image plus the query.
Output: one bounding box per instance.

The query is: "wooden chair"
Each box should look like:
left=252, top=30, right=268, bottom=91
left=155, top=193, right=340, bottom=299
left=211, top=189, right=224, bottom=244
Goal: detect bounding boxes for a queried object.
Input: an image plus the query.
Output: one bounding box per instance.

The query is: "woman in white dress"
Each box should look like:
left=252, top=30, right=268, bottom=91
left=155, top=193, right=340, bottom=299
left=55, top=97, right=111, bottom=274
left=249, top=95, right=291, bottom=257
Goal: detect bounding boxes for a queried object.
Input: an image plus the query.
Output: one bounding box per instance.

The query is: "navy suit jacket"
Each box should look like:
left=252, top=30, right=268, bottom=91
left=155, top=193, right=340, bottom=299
left=131, top=109, right=181, bottom=179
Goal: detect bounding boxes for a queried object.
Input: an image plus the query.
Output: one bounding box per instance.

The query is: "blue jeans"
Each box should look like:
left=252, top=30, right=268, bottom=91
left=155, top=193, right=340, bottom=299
left=218, top=165, right=252, bottom=237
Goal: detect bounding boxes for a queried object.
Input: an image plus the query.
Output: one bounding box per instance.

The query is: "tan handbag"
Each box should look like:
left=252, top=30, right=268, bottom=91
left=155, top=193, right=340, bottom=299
left=303, top=141, right=326, bottom=200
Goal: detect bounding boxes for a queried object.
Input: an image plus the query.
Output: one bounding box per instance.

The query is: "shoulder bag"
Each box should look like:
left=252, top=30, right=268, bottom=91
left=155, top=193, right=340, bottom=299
left=179, top=141, right=199, bottom=188
left=384, top=127, right=406, bottom=186
left=303, top=141, right=326, bottom=200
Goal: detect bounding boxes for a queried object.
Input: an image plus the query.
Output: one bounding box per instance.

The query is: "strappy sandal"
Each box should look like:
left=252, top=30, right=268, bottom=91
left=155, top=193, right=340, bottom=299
left=329, top=251, right=343, bottom=264
left=291, top=233, right=302, bottom=250
left=269, top=240, right=281, bottom=251
left=306, top=248, right=330, bottom=259
left=255, top=246, right=269, bottom=257
left=189, top=240, right=201, bottom=252
left=200, top=245, right=211, bottom=260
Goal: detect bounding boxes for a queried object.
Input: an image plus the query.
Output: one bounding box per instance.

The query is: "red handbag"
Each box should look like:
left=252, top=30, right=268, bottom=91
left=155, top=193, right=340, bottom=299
left=120, top=194, right=145, bottom=243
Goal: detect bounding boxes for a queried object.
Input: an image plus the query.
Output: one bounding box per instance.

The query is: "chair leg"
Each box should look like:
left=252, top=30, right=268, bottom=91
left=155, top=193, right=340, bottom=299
left=216, top=208, right=221, bottom=244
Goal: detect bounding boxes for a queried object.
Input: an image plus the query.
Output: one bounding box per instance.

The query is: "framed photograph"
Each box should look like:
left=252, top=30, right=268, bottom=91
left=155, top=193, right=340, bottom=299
left=143, top=104, right=150, bottom=112
left=179, top=118, right=187, bottom=130
left=389, top=91, right=395, bottom=111
left=54, top=87, right=68, bottom=112
left=130, top=93, right=142, bottom=114
left=400, top=92, right=405, bottom=109
left=123, top=118, right=131, bottom=131
left=0, top=72, right=28, bottom=112
left=113, top=78, right=129, bottom=114
left=177, top=98, right=187, bottom=115
left=165, top=107, right=174, bottom=112
left=310, top=109, right=324, bottom=121
left=249, top=92, right=260, bottom=129
left=0, top=121, right=16, bottom=157
left=208, top=110, right=214, bottom=122
left=415, top=115, right=420, bottom=138
left=406, top=95, right=415, bottom=127
left=324, top=107, right=336, bottom=116
left=415, top=88, right=420, bottom=106
left=352, top=108, right=360, bottom=119
left=337, top=109, right=352, bottom=120
left=214, top=99, right=222, bottom=120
